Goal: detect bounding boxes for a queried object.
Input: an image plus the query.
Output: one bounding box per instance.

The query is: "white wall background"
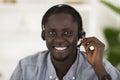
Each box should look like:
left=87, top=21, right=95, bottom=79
left=0, top=0, right=119, bottom=80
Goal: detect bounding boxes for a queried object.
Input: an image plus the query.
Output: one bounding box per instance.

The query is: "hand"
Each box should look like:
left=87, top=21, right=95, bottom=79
left=81, top=37, right=108, bottom=80
left=81, top=37, right=105, bottom=66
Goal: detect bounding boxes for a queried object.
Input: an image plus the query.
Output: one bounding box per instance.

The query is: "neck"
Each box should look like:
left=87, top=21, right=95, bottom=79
left=51, top=51, right=77, bottom=80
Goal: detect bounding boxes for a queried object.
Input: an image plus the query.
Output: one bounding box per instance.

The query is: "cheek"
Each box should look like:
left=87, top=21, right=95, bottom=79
left=45, top=38, right=53, bottom=48
left=67, top=36, right=78, bottom=46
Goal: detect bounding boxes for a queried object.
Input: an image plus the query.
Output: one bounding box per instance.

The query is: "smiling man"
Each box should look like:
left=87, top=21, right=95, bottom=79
left=45, top=13, right=78, bottom=62
left=10, top=4, right=120, bottom=80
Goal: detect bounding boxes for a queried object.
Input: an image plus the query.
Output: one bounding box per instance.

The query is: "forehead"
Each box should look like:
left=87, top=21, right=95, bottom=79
left=48, top=13, right=74, bottom=22
left=45, top=13, right=78, bottom=29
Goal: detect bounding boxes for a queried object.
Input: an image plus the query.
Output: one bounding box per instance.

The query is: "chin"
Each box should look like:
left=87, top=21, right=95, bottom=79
left=51, top=54, right=69, bottom=62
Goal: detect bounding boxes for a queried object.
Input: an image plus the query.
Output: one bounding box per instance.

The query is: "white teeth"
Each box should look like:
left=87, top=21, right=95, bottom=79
left=55, top=47, right=67, bottom=50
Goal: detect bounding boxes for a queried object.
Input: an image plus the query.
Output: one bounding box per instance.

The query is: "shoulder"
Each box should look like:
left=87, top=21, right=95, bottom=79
left=80, top=51, right=118, bottom=70
left=20, top=50, right=49, bottom=67
left=102, top=59, right=120, bottom=79
left=79, top=51, right=120, bottom=79
left=10, top=50, right=50, bottom=80
left=102, top=58, right=118, bottom=72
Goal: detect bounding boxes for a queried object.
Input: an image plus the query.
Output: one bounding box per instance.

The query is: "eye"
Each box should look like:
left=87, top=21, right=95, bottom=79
left=64, top=31, right=72, bottom=36
left=49, top=31, right=56, bottom=36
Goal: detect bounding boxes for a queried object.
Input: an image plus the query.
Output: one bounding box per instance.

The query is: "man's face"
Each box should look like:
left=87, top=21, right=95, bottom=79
left=44, top=13, right=78, bottom=62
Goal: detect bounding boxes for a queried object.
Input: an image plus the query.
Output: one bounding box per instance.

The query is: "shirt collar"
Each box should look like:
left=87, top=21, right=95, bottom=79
left=46, top=49, right=81, bottom=80
left=63, top=51, right=80, bottom=80
left=46, top=53, right=57, bottom=79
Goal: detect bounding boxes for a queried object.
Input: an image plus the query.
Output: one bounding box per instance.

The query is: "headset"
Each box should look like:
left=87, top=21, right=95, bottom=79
left=41, top=4, right=86, bottom=45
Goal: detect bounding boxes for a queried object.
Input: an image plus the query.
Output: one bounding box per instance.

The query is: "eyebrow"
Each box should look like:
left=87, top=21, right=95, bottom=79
left=47, top=28, right=56, bottom=31
left=62, top=28, right=71, bottom=31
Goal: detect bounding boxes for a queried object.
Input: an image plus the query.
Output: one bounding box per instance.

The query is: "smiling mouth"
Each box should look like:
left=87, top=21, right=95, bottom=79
left=54, top=47, right=67, bottom=50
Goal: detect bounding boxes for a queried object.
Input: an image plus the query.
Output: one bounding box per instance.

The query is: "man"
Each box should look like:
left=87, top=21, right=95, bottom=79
left=10, top=4, right=120, bottom=80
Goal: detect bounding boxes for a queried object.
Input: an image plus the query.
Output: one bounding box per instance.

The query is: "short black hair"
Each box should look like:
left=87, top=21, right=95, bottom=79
left=41, top=4, right=83, bottom=33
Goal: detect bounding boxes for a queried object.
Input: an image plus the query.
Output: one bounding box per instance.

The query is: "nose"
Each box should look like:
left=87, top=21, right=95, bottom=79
left=54, top=34, right=65, bottom=44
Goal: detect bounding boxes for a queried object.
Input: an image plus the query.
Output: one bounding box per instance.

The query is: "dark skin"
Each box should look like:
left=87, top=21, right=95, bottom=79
left=81, top=37, right=107, bottom=80
left=44, top=13, right=107, bottom=80
left=45, top=13, right=78, bottom=80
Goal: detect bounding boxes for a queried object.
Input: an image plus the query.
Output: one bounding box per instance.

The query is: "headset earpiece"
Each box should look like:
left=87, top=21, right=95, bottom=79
left=77, top=31, right=86, bottom=47
left=78, top=31, right=86, bottom=39
left=41, top=30, right=45, bottom=40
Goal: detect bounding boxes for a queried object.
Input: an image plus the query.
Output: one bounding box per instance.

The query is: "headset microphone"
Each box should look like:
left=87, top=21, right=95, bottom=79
left=77, top=31, right=86, bottom=47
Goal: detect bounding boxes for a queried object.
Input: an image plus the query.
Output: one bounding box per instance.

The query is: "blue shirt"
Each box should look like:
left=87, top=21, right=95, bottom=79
left=10, top=50, right=120, bottom=80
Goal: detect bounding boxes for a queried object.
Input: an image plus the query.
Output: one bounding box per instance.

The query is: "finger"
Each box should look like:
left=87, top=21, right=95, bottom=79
left=84, top=37, right=105, bottom=47
left=85, top=42, right=96, bottom=54
left=81, top=37, right=105, bottom=51
left=82, top=39, right=95, bottom=51
left=86, top=41, right=96, bottom=51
